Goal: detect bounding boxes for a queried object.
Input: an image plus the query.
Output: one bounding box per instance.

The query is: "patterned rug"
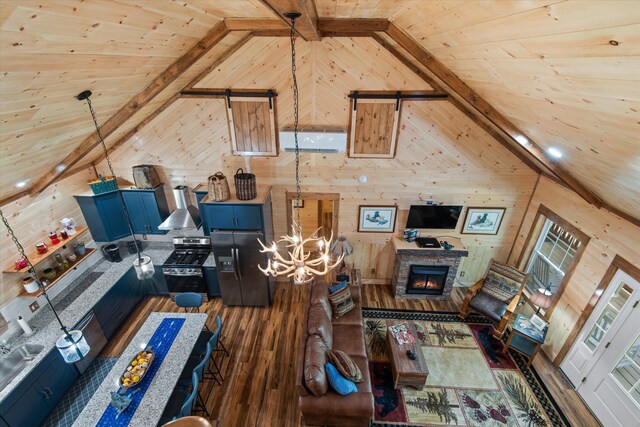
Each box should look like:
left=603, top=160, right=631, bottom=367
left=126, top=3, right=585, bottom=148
left=363, top=309, right=569, bottom=427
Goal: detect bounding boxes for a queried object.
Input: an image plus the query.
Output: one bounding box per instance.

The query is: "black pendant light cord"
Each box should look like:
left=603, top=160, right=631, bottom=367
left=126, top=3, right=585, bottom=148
left=289, top=15, right=301, bottom=235
left=0, top=210, right=71, bottom=338
left=82, top=96, right=143, bottom=263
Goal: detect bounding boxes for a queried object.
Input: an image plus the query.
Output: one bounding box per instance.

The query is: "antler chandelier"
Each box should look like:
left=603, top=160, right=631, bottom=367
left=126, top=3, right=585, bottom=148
left=257, top=13, right=343, bottom=284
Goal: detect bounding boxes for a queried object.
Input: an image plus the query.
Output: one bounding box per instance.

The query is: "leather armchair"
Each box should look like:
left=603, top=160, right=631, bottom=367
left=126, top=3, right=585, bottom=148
left=458, top=259, right=527, bottom=338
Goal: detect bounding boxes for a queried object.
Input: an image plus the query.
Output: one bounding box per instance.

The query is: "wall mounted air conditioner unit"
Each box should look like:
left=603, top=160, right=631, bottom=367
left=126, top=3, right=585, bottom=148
left=279, top=129, right=347, bottom=153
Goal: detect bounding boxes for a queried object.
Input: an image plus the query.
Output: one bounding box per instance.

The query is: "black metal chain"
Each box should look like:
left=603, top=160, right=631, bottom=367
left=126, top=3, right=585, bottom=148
left=289, top=16, right=302, bottom=235
left=0, top=209, right=71, bottom=337
left=84, top=97, right=142, bottom=263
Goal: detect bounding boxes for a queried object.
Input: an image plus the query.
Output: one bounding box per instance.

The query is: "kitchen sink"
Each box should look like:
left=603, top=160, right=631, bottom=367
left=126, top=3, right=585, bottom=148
left=0, top=344, right=45, bottom=390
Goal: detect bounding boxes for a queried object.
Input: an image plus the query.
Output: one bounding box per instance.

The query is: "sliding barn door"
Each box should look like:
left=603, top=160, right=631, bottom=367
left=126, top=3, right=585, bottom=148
left=226, top=95, right=278, bottom=156
left=348, top=98, right=401, bottom=158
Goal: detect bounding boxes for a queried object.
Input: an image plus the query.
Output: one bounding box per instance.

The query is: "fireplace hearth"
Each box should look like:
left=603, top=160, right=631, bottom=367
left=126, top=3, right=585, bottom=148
left=407, top=265, right=449, bottom=295
left=392, top=238, right=469, bottom=301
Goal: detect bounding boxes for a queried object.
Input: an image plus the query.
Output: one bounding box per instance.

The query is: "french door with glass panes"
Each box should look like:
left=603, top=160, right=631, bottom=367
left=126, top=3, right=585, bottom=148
left=560, top=269, right=640, bottom=426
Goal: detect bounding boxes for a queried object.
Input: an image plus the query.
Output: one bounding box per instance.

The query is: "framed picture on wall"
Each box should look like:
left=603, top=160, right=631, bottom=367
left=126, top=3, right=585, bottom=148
left=462, top=207, right=506, bottom=235
left=358, top=205, right=397, bottom=233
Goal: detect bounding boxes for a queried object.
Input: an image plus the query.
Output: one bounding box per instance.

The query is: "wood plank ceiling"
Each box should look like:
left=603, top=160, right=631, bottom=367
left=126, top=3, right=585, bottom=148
left=1, top=0, right=638, bottom=222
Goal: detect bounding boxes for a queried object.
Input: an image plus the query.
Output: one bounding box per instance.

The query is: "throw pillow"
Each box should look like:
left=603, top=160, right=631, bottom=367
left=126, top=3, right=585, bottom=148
left=481, top=262, right=525, bottom=303
left=327, top=350, right=363, bottom=383
left=328, top=280, right=348, bottom=294
left=326, top=362, right=357, bottom=395
left=327, top=285, right=355, bottom=318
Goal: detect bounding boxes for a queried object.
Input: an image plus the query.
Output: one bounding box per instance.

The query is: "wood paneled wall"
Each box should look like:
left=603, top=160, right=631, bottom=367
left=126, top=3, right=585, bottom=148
left=0, top=168, right=95, bottom=307
left=509, top=176, right=640, bottom=362
left=98, top=37, right=538, bottom=285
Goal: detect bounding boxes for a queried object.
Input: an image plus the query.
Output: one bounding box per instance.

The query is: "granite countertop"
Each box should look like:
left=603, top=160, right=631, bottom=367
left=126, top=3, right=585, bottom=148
left=202, top=252, right=216, bottom=268
left=0, top=246, right=173, bottom=403
left=73, top=312, right=207, bottom=427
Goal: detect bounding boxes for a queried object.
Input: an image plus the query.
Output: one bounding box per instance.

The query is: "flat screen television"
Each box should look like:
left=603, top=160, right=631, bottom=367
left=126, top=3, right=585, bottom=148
left=406, top=205, right=463, bottom=229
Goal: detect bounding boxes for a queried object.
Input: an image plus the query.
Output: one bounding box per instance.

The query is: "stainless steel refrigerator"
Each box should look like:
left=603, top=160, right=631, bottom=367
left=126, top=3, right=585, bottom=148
left=211, top=230, right=275, bottom=306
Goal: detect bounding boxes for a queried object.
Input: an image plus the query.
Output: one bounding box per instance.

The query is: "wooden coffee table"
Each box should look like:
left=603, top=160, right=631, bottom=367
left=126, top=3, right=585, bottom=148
left=385, top=319, right=429, bottom=390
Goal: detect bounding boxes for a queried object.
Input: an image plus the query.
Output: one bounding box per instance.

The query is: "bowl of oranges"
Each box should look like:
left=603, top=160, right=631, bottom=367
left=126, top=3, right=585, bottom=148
left=120, top=346, right=154, bottom=389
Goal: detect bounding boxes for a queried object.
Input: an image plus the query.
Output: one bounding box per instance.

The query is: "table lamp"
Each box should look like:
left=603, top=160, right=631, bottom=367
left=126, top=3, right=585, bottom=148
left=530, top=287, right=553, bottom=314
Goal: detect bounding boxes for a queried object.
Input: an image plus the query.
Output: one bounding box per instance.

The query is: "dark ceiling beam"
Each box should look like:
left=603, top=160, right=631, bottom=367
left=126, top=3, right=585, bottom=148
left=371, top=33, right=544, bottom=174
left=258, top=0, right=320, bottom=41
left=28, top=20, right=230, bottom=196
left=224, top=18, right=388, bottom=36
left=383, top=23, right=603, bottom=208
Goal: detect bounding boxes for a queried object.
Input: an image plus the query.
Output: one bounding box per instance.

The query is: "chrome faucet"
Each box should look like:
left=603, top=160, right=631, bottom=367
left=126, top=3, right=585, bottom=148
left=0, top=340, right=10, bottom=355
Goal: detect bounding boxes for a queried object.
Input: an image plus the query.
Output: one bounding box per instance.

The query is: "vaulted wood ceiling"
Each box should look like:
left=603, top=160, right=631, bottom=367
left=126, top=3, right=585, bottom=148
left=1, top=0, right=638, bottom=222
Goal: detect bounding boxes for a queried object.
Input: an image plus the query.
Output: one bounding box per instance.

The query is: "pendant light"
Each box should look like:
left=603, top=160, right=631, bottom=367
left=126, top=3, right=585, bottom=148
left=257, top=13, right=343, bottom=284
left=76, top=90, right=154, bottom=280
left=0, top=210, right=89, bottom=364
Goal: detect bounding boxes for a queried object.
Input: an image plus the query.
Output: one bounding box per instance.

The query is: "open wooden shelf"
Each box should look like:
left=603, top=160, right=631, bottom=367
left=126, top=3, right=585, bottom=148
left=3, top=226, right=89, bottom=274
left=17, top=247, right=97, bottom=298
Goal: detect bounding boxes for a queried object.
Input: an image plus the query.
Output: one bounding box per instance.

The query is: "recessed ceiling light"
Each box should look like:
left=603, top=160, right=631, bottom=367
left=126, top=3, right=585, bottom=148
left=514, top=135, right=528, bottom=146
left=547, top=147, right=563, bottom=159
left=55, top=164, right=66, bottom=173
left=15, top=179, right=30, bottom=188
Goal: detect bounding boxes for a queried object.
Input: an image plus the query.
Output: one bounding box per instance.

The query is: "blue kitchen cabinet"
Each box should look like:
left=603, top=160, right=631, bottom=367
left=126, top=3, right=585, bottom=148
left=194, top=189, right=209, bottom=236
left=234, top=205, right=263, bottom=229
left=146, top=266, right=169, bottom=296
left=201, top=204, right=263, bottom=231
left=0, top=349, right=78, bottom=427
left=94, top=267, right=143, bottom=339
left=204, top=267, right=220, bottom=297
left=121, top=186, right=170, bottom=235
left=74, top=190, right=129, bottom=242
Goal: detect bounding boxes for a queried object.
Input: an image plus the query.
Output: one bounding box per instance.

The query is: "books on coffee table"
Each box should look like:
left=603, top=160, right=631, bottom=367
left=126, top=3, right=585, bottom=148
left=388, top=323, right=415, bottom=345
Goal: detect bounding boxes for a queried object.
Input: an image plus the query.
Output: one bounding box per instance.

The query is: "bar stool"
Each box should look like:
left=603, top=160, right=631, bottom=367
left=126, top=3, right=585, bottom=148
left=174, top=293, right=203, bottom=313
left=178, top=342, right=213, bottom=417
left=159, top=372, right=199, bottom=425
left=161, top=417, right=212, bottom=427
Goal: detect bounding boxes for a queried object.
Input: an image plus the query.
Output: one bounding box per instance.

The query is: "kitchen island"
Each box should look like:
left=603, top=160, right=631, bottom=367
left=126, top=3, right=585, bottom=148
left=0, top=246, right=172, bottom=404
left=73, top=312, right=206, bottom=426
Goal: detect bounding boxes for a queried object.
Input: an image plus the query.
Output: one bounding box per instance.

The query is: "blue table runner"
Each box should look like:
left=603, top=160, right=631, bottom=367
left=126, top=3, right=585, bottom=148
left=97, top=317, right=186, bottom=426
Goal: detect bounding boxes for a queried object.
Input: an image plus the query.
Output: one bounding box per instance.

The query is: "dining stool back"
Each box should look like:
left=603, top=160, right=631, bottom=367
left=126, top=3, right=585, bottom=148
left=176, top=372, right=199, bottom=419
left=174, top=293, right=203, bottom=313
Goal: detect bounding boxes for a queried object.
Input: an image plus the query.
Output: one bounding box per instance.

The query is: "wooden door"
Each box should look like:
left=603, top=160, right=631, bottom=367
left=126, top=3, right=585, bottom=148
left=226, top=96, right=278, bottom=156
left=348, top=98, right=400, bottom=158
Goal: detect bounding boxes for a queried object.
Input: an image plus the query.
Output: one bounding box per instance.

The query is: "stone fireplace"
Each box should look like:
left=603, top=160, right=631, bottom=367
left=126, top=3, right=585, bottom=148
left=406, top=265, right=449, bottom=295
left=392, top=238, right=469, bottom=301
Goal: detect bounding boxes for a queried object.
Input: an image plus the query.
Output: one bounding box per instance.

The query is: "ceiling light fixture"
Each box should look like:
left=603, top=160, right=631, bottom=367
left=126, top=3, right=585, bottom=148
left=15, top=179, right=30, bottom=188
left=514, top=135, right=528, bottom=146
left=77, top=90, right=154, bottom=280
left=257, top=13, right=343, bottom=285
left=0, top=210, right=89, bottom=364
left=547, top=147, right=563, bottom=159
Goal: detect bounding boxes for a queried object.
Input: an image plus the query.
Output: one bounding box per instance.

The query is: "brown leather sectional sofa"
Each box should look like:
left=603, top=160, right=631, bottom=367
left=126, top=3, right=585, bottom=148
left=296, top=279, right=374, bottom=426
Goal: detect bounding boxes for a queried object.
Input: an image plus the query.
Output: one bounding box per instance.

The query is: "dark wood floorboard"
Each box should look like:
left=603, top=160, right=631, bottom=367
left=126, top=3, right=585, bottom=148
left=102, top=283, right=599, bottom=426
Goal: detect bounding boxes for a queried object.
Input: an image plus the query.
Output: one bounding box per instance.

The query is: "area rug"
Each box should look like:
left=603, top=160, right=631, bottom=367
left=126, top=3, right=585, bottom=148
left=363, top=309, right=569, bottom=427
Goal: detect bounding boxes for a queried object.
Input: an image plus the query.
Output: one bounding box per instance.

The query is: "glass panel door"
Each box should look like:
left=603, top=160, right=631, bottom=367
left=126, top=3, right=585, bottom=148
left=584, top=282, right=633, bottom=350
left=611, top=335, right=640, bottom=404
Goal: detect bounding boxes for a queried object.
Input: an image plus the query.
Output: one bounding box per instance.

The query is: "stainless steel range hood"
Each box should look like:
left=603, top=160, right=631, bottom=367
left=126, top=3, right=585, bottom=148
left=158, top=186, right=202, bottom=230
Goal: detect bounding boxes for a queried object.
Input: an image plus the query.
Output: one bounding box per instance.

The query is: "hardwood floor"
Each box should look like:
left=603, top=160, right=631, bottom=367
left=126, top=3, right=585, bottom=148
left=102, top=283, right=600, bottom=426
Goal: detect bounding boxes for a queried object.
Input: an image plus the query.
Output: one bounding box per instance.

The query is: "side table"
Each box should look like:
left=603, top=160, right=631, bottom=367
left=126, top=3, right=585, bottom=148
left=501, top=313, right=548, bottom=366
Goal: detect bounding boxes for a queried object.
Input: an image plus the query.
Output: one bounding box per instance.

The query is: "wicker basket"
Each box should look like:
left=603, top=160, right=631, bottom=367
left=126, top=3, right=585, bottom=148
left=234, top=168, right=257, bottom=200
left=88, top=175, right=118, bottom=195
left=208, top=172, right=231, bottom=202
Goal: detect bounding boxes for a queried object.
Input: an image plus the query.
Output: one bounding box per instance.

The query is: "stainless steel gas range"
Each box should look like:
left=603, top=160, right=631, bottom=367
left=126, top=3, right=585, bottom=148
left=162, top=237, right=213, bottom=300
